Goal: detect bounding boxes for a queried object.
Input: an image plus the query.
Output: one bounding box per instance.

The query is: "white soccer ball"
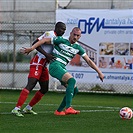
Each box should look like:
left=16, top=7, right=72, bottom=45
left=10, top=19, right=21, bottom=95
left=119, top=107, right=133, bottom=120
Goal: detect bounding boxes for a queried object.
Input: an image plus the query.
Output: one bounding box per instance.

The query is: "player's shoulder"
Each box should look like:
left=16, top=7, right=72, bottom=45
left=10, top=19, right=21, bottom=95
left=38, top=30, right=54, bottom=40
left=44, top=31, right=55, bottom=37
left=54, top=36, right=63, bottom=40
left=55, top=36, right=69, bottom=42
left=53, top=36, right=68, bottom=44
left=63, top=36, right=69, bottom=40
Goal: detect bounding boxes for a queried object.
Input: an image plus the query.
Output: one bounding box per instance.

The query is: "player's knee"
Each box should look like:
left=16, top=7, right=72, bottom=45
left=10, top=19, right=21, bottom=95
left=25, top=85, right=34, bottom=92
left=39, top=88, right=48, bottom=94
left=67, top=78, right=76, bottom=93
left=26, top=78, right=38, bottom=91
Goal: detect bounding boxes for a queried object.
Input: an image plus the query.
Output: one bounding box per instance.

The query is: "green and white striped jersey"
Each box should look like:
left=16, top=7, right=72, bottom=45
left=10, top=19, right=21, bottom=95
left=51, top=36, right=86, bottom=65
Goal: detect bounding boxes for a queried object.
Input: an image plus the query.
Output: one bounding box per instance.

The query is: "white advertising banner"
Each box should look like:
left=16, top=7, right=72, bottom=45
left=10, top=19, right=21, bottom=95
left=56, top=9, right=133, bottom=85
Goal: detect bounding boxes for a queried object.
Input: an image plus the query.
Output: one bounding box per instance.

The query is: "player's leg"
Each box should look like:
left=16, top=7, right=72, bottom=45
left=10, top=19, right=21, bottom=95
left=49, top=62, right=67, bottom=115
left=26, top=77, right=49, bottom=110
left=19, top=55, right=42, bottom=109
left=55, top=81, right=67, bottom=112
left=23, top=61, right=49, bottom=114
left=17, top=77, right=38, bottom=108
left=61, top=73, right=75, bottom=109
left=11, top=77, right=38, bottom=117
left=61, top=81, right=79, bottom=97
left=38, top=66, right=49, bottom=94
left=11, top=55, right=41, bottom=116
left=61, top=73, right=80, bottom=114
left=55, top=79, right=80, bottom=115
left=56, top=86, right=79, bottom=113
left=49, top=62, right=79, bottom=115
left=57, top=81, right=78, bottom=110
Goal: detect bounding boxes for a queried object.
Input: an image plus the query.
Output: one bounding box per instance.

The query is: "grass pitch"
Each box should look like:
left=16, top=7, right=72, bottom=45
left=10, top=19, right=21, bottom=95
left=0, top=89, right=133, bottom=133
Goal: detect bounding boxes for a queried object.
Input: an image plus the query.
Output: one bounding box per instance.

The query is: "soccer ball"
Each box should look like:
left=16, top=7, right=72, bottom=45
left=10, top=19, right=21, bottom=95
left=119, top=107, right=133, bottom=120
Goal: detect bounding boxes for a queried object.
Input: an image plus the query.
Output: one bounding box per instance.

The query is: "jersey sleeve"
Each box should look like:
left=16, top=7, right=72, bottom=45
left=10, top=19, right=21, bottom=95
left=38, top=31, right=50, bottom=40
left=38, top=33, right=45, bottom=40
left=51, top=36, right=64, bottom=45
left=78, top=45, right=86, bottom=57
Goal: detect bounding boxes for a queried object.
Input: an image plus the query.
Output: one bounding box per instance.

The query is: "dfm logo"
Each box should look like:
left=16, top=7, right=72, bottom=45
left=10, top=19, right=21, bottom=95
left=78, top=17, right=105, bottom=34
left=78, top=17, right=133, bottom=34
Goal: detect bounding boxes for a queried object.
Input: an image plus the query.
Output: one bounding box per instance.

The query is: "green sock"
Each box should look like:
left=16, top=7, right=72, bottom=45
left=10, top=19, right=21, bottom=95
left=66, top=78, right=76, bottom=108
left=57, top=95, right=66, bottom=112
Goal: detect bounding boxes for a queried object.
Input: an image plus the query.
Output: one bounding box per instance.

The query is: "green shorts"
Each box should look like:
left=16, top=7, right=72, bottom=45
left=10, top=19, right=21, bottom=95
left=49, top=61, right=67, bottom=81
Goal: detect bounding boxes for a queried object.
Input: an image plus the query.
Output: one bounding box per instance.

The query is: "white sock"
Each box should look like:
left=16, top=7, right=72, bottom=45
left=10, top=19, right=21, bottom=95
left=15, top=107, right=20, bottom=110
left=26, top=105, right=32, bottom=110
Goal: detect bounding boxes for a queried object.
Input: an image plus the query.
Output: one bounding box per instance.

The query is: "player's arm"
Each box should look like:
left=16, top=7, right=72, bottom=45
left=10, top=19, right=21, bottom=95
left=83, top=54, right=104, bottom=82
left=21, top=38, right=51, bottom=55
left=32, top=39, right=55, bottom=61
left=31, top=38, right=51, bottom=50
left=32, top=39, right=47, bottom=55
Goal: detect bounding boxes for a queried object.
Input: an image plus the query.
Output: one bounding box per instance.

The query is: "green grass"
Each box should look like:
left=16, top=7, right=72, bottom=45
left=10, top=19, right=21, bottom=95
left=0, top=89, right=133, bottom=133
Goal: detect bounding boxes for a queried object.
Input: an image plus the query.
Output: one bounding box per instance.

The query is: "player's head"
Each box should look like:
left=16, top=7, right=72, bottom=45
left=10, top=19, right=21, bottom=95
left=69, top=27, right=81, bottom=44
left=54, top=22, right=66, bottom=36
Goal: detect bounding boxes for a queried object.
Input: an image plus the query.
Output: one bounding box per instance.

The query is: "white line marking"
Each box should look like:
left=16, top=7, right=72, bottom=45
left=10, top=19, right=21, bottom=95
left=0, top=101, right=121, bottom=109
left=1, top=101, right=132, bottom=115
left=81, top=109, right=116, bottom=112
left=0, top=110, right=117, bottom=115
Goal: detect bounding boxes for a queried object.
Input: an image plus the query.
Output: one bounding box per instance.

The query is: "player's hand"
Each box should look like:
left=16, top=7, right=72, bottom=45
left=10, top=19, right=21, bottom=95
left=20, top=47, right=33, bottom=55
left=98, top=72, right=104, bottom=82
left=45, top=53, right=56, bottom=61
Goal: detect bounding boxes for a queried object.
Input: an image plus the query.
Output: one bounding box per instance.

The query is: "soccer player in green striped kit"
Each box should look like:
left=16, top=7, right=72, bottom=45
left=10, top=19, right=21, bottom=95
left=22, top=27, right=104, bottom=115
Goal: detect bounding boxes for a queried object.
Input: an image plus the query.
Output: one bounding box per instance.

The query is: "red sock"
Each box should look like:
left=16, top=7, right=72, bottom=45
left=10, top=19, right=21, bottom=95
left=29, top=91, right=44, bottom=107
left=16, top=88, right=29, bottom=108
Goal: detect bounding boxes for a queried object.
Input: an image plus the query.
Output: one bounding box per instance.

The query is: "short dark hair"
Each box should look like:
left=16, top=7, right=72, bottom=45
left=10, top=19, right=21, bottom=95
left=55, top=22, right=66, bottom=28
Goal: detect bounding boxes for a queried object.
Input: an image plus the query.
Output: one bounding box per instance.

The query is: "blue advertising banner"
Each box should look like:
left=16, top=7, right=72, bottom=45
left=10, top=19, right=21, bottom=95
left=56, top=9, right=133, bottom=85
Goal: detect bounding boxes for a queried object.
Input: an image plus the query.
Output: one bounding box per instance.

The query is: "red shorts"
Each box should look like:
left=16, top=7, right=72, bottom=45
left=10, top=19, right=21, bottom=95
left=28, top=55, right=49, bottom=81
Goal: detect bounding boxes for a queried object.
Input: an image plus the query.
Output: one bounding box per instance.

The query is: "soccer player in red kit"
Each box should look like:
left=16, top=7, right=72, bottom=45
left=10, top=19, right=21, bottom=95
left=11, top=22, right=66, bottom=117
